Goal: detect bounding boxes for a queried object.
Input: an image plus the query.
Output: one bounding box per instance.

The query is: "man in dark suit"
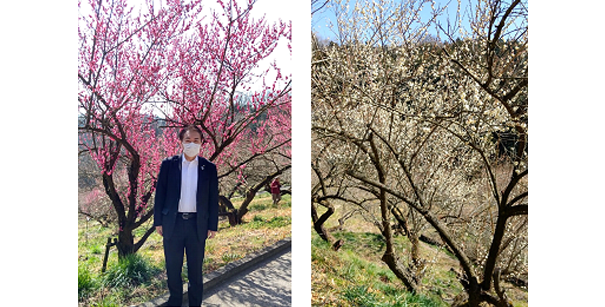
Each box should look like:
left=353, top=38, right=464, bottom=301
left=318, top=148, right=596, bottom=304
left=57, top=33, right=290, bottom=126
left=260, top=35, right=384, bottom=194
left=154, top=125, right=219, bottom=307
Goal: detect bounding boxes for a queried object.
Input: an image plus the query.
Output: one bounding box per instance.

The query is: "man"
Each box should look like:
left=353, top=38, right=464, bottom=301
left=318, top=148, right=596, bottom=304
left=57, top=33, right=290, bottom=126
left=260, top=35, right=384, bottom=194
left=154, top=125, right=219, bottom=307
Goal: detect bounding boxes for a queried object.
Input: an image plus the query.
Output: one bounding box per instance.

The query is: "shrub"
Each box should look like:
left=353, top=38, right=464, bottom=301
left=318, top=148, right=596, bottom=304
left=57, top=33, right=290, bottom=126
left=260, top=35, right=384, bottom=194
left=102, top=253, right=161, bottom=288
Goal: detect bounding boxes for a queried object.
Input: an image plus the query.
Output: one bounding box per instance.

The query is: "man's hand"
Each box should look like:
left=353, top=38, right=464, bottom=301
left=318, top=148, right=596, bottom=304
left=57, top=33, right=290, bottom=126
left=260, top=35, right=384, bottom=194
left=156, top=226, right=163, bottom=237
left=207, top=230, right=217, bottom=239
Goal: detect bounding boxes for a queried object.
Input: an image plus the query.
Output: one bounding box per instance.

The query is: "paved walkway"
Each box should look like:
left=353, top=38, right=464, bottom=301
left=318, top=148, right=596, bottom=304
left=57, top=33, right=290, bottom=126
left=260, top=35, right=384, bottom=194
left=133, top=239, right=291, bottom=307
left=201, top=249, right=291, bottom=307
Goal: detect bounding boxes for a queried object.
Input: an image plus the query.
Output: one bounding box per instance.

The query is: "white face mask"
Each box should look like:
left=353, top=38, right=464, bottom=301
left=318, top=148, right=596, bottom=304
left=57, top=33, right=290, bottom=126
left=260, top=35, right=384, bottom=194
left=182, top=142, right=201, bottom=158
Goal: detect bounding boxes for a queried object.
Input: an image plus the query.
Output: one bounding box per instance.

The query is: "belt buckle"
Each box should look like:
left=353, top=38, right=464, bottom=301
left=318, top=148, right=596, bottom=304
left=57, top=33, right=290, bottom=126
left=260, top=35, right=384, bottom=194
left=182, top=212, right=190, bottom=220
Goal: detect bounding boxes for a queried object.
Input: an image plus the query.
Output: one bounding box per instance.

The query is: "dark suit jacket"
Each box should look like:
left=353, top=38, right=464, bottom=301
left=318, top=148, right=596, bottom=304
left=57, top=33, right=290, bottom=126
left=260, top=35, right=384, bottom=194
left=153, top=155, right=219, bottom=241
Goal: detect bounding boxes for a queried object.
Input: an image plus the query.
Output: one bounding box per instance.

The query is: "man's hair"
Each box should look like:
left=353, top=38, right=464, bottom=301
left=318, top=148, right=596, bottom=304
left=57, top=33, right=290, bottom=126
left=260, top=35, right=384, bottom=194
left=178, top=125, right=204, bottom=141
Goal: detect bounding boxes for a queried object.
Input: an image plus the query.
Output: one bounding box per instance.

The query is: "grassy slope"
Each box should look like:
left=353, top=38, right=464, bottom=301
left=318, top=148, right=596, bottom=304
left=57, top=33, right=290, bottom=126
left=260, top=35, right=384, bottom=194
left=312, top=231, right=449, bottom=307
left=311, top=229, right=528, bottom=307
left=78, top=193, right=291, bottom=307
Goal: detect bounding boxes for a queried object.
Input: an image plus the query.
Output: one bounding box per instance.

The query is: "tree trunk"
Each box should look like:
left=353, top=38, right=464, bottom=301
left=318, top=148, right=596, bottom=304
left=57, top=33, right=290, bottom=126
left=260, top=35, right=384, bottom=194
left=236, top=166, right=291, bottom=224
left=379, top=197, right=418, bottom=293
left=219, top=195, right=240, bottom=226
left=381, top=251, right=418, bottom=293
left=236, top=189, right=257, bottom=223
left=390, top=206, right=425, bottom=277
left=116, top=226, right=135, bottom=257
left=311, top=200, right=343, bottom=251
left=368, top=134, right=419, bottom=292
left=103, top=169, right=155, bottom=258
left=452, top=272, right=513, bottom=307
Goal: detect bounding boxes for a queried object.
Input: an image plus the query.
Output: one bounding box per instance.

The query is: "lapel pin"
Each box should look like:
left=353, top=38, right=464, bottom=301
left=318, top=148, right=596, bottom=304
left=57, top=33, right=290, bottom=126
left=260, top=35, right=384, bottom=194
left=201, top=165, right=205, bottom=171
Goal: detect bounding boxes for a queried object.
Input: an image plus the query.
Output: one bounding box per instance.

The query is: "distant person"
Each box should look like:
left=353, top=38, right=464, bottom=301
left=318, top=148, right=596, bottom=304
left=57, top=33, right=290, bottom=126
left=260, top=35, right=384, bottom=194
left=154, top=125, right=219, bottom=307
left=270, top=177, right=281, bottom=205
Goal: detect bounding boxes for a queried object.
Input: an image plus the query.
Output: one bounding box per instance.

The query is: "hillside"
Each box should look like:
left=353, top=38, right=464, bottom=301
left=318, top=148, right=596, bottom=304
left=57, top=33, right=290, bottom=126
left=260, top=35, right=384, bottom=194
left=311, top=230, right=528, bottom=307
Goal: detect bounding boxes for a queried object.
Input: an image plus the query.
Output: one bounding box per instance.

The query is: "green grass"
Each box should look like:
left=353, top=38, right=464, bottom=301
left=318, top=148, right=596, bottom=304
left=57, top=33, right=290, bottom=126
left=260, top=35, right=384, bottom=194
left=78, top=193, right=291, bottom=307
left=312, top=232, right=447, bottom=307
left=342, top=285, right=444, bottom=307
left=246, top=215, right=292, bottom=229
left=78, top=262, right=98, bottom=299
left=312, top=229, right=528, bottom=307
left=79, top=252, right=166, bottom=304
left=90, top=296, right=120, bottom=307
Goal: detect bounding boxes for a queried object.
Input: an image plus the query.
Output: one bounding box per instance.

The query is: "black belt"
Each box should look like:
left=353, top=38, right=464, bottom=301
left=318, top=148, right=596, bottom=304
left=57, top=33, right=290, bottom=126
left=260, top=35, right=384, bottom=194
left=178, top=212, right=197, bottom=220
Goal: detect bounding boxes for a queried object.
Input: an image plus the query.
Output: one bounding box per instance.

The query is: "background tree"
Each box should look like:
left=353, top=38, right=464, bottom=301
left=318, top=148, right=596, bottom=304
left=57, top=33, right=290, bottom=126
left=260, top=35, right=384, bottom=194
left=79, top=0, right=291, bottom=257
left=78, top=0, right=193, bottom=257
left=311, top=0, right=527, bottom=306
left=155, top=0, right=292, bottom=224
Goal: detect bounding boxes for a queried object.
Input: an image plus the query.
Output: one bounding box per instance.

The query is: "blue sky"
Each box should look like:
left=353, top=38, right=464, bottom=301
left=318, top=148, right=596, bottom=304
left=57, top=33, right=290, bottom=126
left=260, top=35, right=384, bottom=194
left=311, top=0, right=476, bottom=42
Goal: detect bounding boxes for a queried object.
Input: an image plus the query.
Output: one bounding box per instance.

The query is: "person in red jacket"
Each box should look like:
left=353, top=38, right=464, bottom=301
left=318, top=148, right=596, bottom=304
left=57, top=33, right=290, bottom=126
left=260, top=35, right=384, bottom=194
left=270, top=177, right=281, bottom=206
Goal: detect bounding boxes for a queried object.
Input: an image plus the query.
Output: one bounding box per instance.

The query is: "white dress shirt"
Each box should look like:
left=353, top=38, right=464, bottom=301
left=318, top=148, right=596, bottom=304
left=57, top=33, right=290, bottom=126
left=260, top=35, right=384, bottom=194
left=178, top=155, right=198, bottom=213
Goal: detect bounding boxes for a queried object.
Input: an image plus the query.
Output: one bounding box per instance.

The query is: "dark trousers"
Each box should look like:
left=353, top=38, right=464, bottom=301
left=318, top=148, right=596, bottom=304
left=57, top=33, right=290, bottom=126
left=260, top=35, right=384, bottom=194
left=163, top=216, right=206, bottom=307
